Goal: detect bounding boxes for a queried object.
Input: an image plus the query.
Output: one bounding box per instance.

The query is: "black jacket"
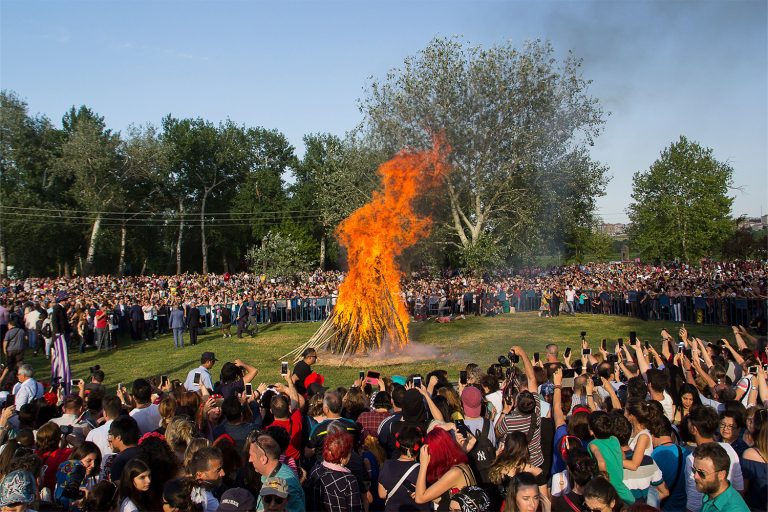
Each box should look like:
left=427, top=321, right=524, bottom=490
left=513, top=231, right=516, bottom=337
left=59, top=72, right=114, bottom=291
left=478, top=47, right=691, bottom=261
left=51, top=304, right=70, bottom=336
left=187, top=307, right=201, bottom=328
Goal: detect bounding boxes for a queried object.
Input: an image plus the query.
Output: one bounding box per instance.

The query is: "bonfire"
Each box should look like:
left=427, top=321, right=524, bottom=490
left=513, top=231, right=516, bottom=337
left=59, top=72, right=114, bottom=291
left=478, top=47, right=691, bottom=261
left=285, top=138, right=449, bottom=361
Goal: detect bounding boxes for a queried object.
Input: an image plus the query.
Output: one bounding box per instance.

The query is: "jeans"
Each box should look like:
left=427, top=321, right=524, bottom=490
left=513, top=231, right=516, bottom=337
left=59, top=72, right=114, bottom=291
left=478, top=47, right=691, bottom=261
left=27, top=329, right=37, bottom=350
left=567, top=300, right=575, bottom=314
left=94, top=327, right=109, bottom=350
left=173, top=328, right=184, bottom=348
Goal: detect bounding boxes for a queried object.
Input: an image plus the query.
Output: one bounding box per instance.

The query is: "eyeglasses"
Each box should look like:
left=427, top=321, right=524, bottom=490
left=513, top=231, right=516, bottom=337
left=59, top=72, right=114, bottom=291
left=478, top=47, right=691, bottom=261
left=719, top=422, right=736, bottom=431
left=693, top=467, right=716, bottom=479
left=263, top=495, right=285, bottom=505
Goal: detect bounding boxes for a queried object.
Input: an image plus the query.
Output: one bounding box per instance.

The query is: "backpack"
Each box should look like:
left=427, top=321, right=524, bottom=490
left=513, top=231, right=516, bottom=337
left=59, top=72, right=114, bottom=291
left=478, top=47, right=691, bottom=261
left=467, top=418, right=496, bottom=485
left=41, top=320, right=53, bottom=339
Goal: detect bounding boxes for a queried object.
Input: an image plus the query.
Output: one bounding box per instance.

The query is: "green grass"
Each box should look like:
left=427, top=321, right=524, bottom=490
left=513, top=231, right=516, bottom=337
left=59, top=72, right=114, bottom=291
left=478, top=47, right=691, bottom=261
left=23, top=313, right=732, bottom=391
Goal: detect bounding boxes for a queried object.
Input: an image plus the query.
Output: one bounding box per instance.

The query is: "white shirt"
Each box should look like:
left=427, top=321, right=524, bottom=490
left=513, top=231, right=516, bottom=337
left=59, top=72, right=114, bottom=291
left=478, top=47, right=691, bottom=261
left=485, top=390, right=503, bottom=424
left=12, top=378, right=43, bottom=407
left=191, top=487, right=219, bottom=512
left=129, top=403, right=161, bottom=435
left=86, top=419, right=114, bottom=463
left=684, top=441, right=744, bottom=512
left=25, top=309, right=40, bottom=330
left=184, top=366, right=213, bottom=392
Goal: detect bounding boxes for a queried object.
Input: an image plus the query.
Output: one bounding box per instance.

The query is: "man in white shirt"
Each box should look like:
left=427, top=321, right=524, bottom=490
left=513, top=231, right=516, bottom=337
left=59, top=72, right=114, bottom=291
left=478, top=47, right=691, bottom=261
left=128, top=379, right=161, bottom=434
left=684, top=404, right=744, bottom=512
left=86, top=396, right=122, bottom=464
left=184, top=352, right=217, bottom=392
left=50, top=394, right=90, bottom=443
left=11, top=364, right=43, bottom=407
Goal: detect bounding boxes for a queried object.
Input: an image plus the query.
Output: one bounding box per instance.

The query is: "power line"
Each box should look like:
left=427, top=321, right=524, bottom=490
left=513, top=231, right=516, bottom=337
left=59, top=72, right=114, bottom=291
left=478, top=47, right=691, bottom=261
left=0, top=204, right=325, bottom=216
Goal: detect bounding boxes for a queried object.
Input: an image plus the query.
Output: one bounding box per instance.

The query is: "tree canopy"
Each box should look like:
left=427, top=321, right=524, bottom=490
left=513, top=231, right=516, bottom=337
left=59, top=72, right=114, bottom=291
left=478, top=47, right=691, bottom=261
left=627, top=135, right=735, bottom=261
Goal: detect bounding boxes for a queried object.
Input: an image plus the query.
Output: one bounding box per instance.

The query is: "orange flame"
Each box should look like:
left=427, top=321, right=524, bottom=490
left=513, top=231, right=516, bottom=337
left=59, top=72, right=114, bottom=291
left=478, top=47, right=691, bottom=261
left=331, top=136, right=450, bottom=353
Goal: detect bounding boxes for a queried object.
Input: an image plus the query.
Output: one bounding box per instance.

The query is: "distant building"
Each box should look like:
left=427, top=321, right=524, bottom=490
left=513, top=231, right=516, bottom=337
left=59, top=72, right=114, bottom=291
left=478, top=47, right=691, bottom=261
left=598, top=223, right=626, bottom=236
left=736, top=216, right=768, bottom=231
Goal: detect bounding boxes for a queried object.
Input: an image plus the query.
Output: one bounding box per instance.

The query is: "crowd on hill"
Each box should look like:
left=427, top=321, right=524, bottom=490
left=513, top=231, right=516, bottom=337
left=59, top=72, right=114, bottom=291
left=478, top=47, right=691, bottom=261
left=0, top=294, right=767, bottom=512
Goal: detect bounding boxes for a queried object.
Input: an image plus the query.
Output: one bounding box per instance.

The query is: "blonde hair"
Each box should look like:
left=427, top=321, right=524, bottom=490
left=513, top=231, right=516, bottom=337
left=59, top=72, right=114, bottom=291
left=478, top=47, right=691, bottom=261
left=159, top=397, right=177, bottom=427
left=166, top=416, right=196, bottom=453
left=183, top=438, right=210, bottom=473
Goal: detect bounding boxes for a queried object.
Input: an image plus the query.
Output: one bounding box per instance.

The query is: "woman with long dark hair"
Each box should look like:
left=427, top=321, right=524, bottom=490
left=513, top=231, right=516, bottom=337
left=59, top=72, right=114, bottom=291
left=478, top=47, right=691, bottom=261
left=503, top=472, right=549, bottom=512
left=414, top=427, right=476, bottom=510
left=378, top=425, right=430, bottom=512
left=581, top=476, right=621, bottom=512
left=119, top=459, right=152, bottom=512
left=161, top=477, right=203, bottom=512
left=137, top=433, right=181, bottom=510
left=489, top=432, right=546, bottom=496
left=672, top=383, right=701, bottom=426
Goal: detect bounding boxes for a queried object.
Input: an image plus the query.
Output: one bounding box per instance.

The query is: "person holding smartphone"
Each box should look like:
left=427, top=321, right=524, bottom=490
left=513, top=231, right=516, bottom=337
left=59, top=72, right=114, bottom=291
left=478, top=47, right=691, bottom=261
left=183, top=352, right=217, bottom=393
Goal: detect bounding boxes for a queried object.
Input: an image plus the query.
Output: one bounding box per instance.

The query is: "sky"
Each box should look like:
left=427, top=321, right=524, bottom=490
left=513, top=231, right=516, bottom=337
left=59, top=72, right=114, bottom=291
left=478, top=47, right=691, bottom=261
left=1, top=0, right=766, bottom=224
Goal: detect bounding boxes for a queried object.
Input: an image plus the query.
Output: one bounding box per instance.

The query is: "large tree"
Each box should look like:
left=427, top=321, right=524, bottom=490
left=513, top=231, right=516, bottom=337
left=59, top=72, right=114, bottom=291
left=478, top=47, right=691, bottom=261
left=628, top=135, right=734, bottom=261
left=360, top=37, right=608, bottom=268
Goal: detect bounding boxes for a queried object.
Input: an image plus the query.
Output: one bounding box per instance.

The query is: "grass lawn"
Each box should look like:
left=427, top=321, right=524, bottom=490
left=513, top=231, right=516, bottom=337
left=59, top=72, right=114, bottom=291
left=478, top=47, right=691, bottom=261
left=21, top=313, right=732, bottom=391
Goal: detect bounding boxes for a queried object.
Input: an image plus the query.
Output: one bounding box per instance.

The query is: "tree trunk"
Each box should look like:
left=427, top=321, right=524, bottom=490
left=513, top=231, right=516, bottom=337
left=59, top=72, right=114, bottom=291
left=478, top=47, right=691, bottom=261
left=85, top=214, right=102, bottom=275
left=140, top=257, right=148, bottom=275
left=77, top=255, right=84, bottom=276
left=176, top=201, right=185, bottom=274
left=222, top=253, right=229, bottom=273
left=200, top=191, right=208, bottom=274
left=319, top=233, right=326, bottom=270
left=118, top=221, right=127, bottom=276
left=64, top=261, right=70, bottom=277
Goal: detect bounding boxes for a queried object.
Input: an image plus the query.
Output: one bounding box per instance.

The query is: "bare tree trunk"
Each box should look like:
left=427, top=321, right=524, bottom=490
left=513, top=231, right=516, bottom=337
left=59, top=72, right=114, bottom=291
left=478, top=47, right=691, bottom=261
left=319, top=234, right=326, bottom=270
left=200, top=192, right=208, bottom=274
left=85, top=214, right=102, bottom=275
left=176, top=201, right=185, bottom=274
left=118, top=221, right=127, bottom=276
left=57, top=260, right=62, bottom=277
left=64, top=261, right=70, bottom=277
left=140, top=257, right=148, bottom=275
left=77, top=255, right=84, bottom=276
left=222, top=253, right=229, bottom=273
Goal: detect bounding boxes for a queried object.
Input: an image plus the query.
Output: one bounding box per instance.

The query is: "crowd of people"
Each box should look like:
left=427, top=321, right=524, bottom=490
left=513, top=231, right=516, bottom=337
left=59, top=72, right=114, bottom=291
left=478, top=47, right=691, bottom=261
left=0, top=300, right=767, bottom=512
left=0, top=261, right=765, bottom=353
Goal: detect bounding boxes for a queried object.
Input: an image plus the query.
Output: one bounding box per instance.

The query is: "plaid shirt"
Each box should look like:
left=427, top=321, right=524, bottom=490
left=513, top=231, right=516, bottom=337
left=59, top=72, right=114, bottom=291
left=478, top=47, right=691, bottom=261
left=307, top=461, right=364, bottom=512
left=357, top=410, right=389, bottom=438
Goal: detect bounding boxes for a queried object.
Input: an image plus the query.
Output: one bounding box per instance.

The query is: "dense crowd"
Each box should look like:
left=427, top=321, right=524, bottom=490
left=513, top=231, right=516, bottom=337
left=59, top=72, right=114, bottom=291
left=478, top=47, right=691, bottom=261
left=0, top=261, right=765, bottom=349
left=1, top=290, right=767, bottom=512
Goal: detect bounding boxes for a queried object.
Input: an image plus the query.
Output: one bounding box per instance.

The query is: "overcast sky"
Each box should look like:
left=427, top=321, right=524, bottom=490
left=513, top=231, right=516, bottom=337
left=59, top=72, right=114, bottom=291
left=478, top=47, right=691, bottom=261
left=2, top=0, right=766, bottom=223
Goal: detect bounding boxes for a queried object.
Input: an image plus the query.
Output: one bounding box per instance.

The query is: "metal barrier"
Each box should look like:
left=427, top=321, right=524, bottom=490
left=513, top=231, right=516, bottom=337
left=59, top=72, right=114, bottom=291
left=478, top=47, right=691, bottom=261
left=405, top=290, right=767, bottom=327
left=197, top=298, right=335, bottom=328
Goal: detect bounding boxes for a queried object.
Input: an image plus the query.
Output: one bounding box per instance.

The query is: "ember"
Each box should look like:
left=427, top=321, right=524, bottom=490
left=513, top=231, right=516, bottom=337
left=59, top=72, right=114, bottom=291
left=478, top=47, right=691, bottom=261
left=286, top=137, right=449, bottom=360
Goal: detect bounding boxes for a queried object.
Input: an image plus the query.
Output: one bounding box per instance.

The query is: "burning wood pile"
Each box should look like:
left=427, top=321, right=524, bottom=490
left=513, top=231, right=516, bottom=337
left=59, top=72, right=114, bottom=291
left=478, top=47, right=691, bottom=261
left=285, top=138, right=449, bottom=361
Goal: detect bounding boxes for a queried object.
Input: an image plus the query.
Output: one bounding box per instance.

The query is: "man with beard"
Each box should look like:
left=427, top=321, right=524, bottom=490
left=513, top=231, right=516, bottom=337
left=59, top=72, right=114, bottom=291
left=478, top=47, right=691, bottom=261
left=189, top=446, right=225, bottom=512
left=692, top=443, right=749, bottom=512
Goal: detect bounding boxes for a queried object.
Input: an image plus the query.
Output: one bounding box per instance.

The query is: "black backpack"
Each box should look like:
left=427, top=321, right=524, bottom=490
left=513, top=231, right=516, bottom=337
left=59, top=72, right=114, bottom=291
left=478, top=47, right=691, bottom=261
left=40, top=320, right=52, bottom=339
left=467, top=418, right=495, bottom=485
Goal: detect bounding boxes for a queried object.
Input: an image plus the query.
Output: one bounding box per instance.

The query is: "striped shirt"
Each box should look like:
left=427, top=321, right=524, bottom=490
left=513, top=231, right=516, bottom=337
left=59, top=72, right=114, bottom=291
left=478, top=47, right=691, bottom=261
left=495, top=393, right=544, bottom=467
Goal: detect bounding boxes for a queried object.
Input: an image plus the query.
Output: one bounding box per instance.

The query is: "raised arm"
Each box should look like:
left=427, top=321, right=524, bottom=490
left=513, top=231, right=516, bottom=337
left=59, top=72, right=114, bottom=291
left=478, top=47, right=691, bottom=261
left=552, top=368, right=565, bottom=430
left=511, top=345, right=536, bottom=390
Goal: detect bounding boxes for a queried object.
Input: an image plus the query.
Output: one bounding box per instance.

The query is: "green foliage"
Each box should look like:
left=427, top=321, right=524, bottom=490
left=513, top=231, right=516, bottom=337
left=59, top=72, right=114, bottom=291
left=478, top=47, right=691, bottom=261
left=361, top=37, right=609, bottom=263
left=628, top=136, right=734, bottom=261
left=246, top=227, right=317, bottom=279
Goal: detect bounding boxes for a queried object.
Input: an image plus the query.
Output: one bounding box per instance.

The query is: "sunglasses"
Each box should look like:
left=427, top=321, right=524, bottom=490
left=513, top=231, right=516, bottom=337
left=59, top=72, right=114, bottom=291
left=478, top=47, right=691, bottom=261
left=693, top=467, right=716, bottom=479
left=263, top=495, right=285, bottom=505
left=584, top=507, right=605, bottom=512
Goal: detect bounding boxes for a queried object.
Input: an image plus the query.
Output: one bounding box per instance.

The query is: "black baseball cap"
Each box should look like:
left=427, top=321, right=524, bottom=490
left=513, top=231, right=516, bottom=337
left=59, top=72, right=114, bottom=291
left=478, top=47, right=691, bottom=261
left=201, top=352, right=218, bottom=363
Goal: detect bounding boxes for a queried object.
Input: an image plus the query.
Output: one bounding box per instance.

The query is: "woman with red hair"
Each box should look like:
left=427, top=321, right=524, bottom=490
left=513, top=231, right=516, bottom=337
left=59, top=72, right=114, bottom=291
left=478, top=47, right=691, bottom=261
left=304, top=428, right=364, bottom=511
left=414, top=427, right=476, bottom=510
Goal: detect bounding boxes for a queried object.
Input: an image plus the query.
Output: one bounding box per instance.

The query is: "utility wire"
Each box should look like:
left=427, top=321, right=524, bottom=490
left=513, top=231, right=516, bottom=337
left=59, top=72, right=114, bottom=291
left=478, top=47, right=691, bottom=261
left=0, top=204, right=325, bottom=216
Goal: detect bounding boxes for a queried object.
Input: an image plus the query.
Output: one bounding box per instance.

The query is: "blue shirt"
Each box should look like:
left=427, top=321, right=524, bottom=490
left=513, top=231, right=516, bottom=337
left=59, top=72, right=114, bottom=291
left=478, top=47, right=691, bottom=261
left=651, top=444, right=690, bottom=512
left=256, top=463, right=304, bottom=512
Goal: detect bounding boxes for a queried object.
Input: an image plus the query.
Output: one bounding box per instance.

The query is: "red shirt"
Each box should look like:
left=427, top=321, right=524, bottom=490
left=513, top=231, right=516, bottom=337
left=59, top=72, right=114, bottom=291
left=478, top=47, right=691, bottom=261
left=266, top=408, right=303, bottom=460
left=95, top=309, right=108, bottom=329
left=37, top=447, right=73, bottom=492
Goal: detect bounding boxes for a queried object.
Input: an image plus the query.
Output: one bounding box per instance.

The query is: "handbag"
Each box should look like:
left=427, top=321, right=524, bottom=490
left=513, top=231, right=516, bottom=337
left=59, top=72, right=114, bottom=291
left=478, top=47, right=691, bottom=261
left=385, top=463, right=419, bottom=506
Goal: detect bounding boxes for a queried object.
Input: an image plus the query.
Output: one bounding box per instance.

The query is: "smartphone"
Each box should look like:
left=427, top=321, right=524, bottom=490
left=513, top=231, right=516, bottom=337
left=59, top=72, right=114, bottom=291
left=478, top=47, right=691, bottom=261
left=677, top=343, right=685, bottom=354
left=533, top=352, right=540, bottom=363
left=245, top=383, right=253, bottom=397
left=629, top=331, right=637, bottom=345
left=591, top=375, right=602, bottom=387
left=161, top=375, right=168, bottom=387
left=564, top=347, right=572, bottom=359
left=117, top=382, right=122, bottom=390
left=413, top=376, right=422, bottom=388
left=193, top=372, right=201, bottom=385
left=70, top=379, right=80, bottom=387
left=367, top=370, right=381, bottom=385
left=459, top=370, right=467, bottom=385
left=582, top=348, right=591, bottom=356
left=280, top=361, right=289, bottom=376
left=644, top=339, right=650, bottom=350
left=359, top=371, right=365, bottom=381
left=748, top=366, right=758, bottom=375
left=763, top=364, right=768, bottom=372
left=580, top=331, right=587, bottom=338
left=455, top=419, right=470, bottom=435
left=562, top=369, right=576, bottom=388
left=601, top=339, right=607, bottom=351
left=618, top=338, right=624, bottom=349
